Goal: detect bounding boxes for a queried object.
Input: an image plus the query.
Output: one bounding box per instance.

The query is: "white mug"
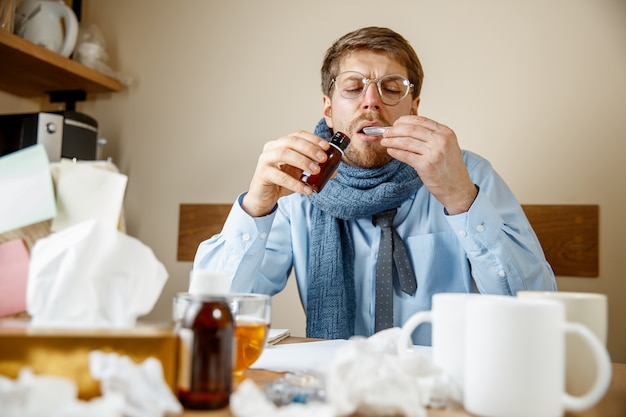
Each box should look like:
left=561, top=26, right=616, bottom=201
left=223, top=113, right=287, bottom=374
left=397, top=293, right=507, bottom=391
left=464, top=296, right=612, bottom=417
left=517, top=290, right=608, bottom=395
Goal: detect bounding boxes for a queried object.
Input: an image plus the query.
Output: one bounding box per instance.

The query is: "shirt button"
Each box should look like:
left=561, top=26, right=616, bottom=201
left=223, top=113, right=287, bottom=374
left=241, top=233, right=250, bottom=241
left=259, top=232, right=268, bottom=240
left=476, top=224, right=485, bottom=233
left=458, top=230, right=467, bottom=237
left=498, top=270, right=506, bottom=277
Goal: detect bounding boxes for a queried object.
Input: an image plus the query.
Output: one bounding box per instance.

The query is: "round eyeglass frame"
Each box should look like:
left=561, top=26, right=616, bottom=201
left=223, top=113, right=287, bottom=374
left=330, top=71, right=414, bottom=105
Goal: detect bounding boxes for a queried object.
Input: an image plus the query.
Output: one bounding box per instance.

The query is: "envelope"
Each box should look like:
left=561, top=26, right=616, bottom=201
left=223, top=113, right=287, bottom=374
left=0, top=239, right=29, bottom=317
left=0, top=145, right=56, bottom=234
left=51, top=161, right=128, bottom=232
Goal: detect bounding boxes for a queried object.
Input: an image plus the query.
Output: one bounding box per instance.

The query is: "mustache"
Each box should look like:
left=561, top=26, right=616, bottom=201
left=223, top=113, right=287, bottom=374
left=350, top=113, right=392, bottom=131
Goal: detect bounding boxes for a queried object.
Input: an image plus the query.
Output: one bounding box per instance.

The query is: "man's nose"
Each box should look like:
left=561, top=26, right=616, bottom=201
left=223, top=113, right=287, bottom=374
left=361, top=81, right=382, bottom=109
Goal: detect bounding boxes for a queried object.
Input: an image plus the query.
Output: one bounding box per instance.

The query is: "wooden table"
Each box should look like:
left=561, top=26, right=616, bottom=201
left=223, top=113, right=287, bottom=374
left=182, top=337, right=626, bottom=417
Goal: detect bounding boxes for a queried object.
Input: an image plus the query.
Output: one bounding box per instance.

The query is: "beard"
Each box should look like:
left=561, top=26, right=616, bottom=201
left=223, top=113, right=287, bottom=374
left=343, top=141, right=392, bottom=168
left=338, top=111, right=394, bottom=168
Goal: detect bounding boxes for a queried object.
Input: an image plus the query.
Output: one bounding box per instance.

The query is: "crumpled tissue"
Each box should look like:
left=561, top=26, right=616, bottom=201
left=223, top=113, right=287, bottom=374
left=230, top=328, right=461, bottom=417
left=0, top=367, right=125, bottom=417
left=27, top=220, right=168, bottom=327
left=0, top=352, right=181, bottom=417
left=327, top=328, right=461, bottom=417
left=89, top=351, right=182, bottom=417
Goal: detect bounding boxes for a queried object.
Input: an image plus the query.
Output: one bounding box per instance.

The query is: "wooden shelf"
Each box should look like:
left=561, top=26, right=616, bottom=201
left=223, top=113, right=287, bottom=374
left=0, top=29, right=122, bottom=98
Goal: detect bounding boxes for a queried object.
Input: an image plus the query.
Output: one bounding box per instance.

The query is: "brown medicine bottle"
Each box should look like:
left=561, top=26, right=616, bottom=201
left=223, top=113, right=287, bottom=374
left=301, top=131, right=350, bottom=192
left=177, top=296, right=234, bottom=410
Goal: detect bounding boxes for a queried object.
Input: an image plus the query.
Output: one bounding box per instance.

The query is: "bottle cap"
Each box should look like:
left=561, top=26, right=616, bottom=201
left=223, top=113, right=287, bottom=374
left=329, top=131, right=350, bottom=151
left=189, top=270, right=230, bottom=295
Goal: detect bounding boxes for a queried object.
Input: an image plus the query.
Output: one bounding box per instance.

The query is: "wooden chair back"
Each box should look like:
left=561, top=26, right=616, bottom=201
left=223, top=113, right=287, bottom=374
left=177, top=203, right=599, bottom=277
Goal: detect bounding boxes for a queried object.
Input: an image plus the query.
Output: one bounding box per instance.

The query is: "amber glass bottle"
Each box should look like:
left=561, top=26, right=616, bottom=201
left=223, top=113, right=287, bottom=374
left=301, top=131, right=350, bottom=192
left=177, top=296, right=234, bottom=410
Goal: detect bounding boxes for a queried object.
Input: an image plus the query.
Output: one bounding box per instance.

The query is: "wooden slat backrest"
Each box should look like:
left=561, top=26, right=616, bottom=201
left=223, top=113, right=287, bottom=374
left=178, top=203, right=599, bottom=277
left=177, top=204, right=232, bottom=263
left=521, top=204, right=598, bottom=277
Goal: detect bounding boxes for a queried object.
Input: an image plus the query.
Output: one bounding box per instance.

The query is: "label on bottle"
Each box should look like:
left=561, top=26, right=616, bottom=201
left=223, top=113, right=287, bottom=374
left=177, top=327, right=193, bottom=391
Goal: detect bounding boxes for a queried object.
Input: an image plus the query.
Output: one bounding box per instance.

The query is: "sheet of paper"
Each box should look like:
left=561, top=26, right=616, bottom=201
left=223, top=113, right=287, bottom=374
left=51, top=161, right=128, bottom=232
left=251, top=340, right=348, bottom=374
left=252, top=340, right=433, bottom=375
left=0, top=239, right=29, bottom=316
left=0, top=145, right=56, bottom=234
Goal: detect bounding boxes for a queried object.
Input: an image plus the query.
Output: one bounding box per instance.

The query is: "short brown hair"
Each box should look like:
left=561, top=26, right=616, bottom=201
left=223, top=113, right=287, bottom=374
left=321, top=27, right=424, bottom=100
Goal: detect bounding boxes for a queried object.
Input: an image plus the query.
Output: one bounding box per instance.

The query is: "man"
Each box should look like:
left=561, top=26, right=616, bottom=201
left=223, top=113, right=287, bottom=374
left=194, top=26, right=556, bottom=343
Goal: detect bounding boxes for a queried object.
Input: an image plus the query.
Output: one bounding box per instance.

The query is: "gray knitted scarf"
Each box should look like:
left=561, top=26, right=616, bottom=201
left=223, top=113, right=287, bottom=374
left=306, top=119, right=422, bottom=339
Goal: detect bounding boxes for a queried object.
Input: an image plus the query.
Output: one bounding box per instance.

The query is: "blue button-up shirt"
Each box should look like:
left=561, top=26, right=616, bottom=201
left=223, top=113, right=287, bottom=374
left=194, top=150, right=556, bottom=344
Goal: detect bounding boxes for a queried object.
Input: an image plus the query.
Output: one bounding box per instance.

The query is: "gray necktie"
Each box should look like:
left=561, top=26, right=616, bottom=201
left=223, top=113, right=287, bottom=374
left=373, top=208, right=417, bottom=332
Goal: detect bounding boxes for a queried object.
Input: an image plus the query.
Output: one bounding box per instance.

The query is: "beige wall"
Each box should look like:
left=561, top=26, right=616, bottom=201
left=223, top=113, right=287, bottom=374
left=2, top=0, right=625, bottom=362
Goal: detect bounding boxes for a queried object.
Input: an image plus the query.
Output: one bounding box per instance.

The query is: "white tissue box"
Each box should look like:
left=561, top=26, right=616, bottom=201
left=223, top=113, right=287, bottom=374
left=0, top=319, right=177, bottom=399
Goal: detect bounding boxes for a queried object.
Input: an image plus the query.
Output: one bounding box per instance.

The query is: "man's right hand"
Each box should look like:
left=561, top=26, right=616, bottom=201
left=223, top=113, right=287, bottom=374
left=241, top=131, right=331, bottom=217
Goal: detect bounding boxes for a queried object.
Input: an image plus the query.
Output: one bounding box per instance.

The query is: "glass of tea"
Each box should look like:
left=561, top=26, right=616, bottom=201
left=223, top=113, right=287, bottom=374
left=227, top=293, right=271, bottom=375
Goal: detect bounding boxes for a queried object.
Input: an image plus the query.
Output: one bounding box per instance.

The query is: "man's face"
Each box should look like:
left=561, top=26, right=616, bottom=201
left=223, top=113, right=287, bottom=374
left=323, top=50, right=420, bottom=169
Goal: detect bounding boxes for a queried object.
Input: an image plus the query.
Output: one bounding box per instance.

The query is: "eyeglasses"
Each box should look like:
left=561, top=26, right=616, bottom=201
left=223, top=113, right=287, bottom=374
left=331, top=71, right=414, bottom=105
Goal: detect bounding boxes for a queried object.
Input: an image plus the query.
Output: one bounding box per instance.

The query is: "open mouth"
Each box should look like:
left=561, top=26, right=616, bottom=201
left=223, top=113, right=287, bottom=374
left=361, top=126, right=390, bottom=136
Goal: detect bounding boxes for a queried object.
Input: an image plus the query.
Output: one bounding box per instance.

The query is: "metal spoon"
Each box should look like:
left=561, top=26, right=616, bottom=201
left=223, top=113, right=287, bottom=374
left=362, top=126, right=390, bottom=136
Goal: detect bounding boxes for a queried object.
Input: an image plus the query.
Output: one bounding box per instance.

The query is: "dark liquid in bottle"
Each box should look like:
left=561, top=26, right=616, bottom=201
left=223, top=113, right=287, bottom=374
left=177, top=297, right=234, bottom=410
left=301, top=131, right=350, bottom=192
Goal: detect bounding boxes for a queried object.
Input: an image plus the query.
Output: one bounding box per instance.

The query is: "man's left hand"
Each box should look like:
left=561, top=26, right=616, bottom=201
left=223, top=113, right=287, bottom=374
left=381, top=115, right=478, bottom=215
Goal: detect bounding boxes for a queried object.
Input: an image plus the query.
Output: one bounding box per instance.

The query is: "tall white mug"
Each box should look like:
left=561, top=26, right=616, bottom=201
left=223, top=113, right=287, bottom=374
left=397, top=293, right=507, bottom=392
left=517, top=291, right=608, bottom=395
left=464, top=296, right=612, bottom=417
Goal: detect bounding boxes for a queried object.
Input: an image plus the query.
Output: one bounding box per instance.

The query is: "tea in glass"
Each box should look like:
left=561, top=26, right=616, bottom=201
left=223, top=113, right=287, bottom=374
left=227, top=294, right=271, bottom=375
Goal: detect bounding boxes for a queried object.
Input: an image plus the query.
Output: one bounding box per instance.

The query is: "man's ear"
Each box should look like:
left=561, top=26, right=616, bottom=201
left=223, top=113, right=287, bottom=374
left=323, top=95, right=333, bottom=128
left=411, top=97, right=420, bottom=115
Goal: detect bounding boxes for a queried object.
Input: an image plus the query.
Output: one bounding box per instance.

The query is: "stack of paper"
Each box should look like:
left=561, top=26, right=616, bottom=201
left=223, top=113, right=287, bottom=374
left=267, top=328, right=290, bottom=345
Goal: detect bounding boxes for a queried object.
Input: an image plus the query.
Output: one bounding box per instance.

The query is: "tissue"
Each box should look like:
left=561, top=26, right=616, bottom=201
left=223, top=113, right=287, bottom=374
left=230, top=328, right=461, bottom=417
left=0, top=351, right=181, bottom=417
left=27, top=220, right=168, bottom=327
left=89, top=351, right=182, bottom=417
left=0, top=367, right=125, bottom=417
left=327, top=328, right=459, bottom=417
